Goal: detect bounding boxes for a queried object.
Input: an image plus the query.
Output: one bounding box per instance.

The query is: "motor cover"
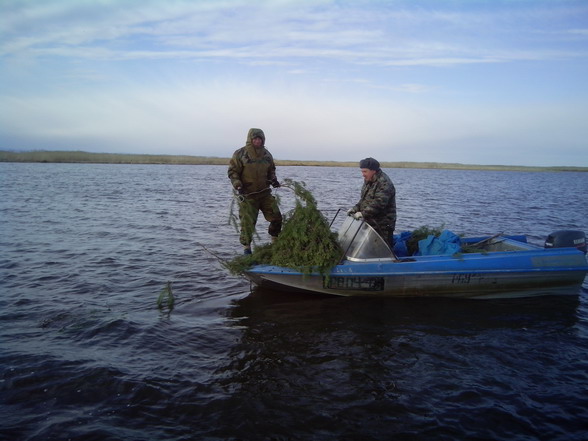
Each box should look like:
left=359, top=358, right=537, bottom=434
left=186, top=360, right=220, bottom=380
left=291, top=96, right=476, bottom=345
left=545, top=230, right=587, bottom=254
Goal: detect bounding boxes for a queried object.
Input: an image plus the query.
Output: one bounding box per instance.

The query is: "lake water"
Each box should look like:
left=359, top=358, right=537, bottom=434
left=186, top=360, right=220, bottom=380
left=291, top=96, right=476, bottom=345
left=1, top=163, right=587, bottom=440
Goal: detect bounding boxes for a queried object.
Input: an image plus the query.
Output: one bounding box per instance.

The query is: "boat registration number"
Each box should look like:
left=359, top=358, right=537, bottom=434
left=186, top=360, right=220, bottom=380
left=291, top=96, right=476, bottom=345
left=324, top=276, right=385, bottom=291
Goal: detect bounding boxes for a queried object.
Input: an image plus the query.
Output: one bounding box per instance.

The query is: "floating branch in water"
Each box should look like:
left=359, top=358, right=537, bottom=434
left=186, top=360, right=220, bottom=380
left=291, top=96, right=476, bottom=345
left=157, top=281, right=175, bottom=310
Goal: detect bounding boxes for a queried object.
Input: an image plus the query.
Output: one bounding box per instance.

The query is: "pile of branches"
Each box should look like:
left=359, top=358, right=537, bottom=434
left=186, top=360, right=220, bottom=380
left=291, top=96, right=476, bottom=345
left=224, top=179, right=342, bottom=276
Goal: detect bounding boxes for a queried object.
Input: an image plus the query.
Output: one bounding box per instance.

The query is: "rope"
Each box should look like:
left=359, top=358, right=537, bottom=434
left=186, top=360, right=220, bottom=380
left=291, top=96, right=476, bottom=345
left=232, top=187, right=271, bottom=203
left=231, top=183, right=296, bottom=203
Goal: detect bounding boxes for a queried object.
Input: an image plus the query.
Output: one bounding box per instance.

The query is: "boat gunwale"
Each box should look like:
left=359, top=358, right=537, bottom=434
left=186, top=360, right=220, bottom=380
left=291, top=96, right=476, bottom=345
left=245, top=246, right=588, bottom=277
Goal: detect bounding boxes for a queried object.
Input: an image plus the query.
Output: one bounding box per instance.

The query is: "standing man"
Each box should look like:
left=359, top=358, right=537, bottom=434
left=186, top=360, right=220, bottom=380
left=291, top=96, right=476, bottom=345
left=348, top=157, right=396, bottom=245
left=228, top=128, right=282, bottom=254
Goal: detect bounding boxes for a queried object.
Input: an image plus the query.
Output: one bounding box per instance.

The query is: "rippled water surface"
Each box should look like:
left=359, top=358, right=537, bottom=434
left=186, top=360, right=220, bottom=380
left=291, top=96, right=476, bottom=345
left=1, top=163, right=588, bottom=440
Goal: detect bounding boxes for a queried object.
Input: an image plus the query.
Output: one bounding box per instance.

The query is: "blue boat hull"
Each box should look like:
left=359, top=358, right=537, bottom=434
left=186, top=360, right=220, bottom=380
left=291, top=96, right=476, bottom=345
left=245, top=242, right=588, bottom=299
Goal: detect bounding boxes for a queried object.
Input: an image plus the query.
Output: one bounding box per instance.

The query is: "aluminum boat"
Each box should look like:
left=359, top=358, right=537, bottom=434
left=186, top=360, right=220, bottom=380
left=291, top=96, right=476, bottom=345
left=244, top=216, right=588, bottom=299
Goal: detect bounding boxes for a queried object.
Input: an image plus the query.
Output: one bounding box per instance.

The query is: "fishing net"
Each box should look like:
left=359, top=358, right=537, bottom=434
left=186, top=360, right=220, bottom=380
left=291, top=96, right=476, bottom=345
left=224, top=179, right=342, bottom=276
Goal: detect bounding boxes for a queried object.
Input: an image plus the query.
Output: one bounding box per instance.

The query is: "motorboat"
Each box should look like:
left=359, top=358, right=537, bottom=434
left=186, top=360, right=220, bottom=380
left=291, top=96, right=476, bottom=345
left=244, top=216, right=588, bottom=299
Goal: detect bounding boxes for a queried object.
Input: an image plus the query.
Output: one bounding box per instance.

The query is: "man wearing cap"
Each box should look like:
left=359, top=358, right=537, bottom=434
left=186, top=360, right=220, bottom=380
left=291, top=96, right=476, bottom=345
left=228, top=128, right=282, bottom=254
left=348, top=157, right=396, bottom=245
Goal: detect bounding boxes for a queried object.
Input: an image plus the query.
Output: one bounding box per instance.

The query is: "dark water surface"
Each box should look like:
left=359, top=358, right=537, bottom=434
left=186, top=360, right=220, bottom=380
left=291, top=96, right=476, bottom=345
left=1, top=163, right=587, bottom=440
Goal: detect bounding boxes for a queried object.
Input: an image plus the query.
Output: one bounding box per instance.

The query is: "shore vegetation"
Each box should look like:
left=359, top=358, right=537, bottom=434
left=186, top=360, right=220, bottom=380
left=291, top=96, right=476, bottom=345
left=1, top=150, right=586, bottom=172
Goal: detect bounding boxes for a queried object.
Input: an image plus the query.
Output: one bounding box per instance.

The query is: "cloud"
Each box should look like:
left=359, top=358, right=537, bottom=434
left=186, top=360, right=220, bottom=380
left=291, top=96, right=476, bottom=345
left=567, top=28, right=588, bottom=36
left=3, top=0, right=587, bottom=67
left=2, top=76, right=585, bottom=167
left=1, top=0, right=587, bottom=166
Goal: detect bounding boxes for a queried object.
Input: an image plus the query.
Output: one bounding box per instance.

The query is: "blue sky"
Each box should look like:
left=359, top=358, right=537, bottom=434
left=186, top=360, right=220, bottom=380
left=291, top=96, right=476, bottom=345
left=1, top=0, right=587, bottom=166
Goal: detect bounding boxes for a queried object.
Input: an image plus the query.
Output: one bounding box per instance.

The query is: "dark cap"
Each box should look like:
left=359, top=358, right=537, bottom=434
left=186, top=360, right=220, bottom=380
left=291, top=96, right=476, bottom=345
left=359, top=157, right=380, bottom=171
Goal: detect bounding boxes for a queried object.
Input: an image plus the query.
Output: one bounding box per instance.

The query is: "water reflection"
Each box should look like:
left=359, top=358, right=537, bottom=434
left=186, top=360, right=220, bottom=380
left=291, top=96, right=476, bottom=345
left=229, top=286, right=581, bottom=332
left=211, top=288, right=582, bottom=438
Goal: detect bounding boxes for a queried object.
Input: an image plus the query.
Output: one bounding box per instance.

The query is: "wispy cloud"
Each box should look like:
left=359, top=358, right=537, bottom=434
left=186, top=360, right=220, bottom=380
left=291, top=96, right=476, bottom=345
left=1, top=0, right=587, bottom=166
left=3, top=0, right=587, bottom=67
left=568, top=28, right=588, bottom=35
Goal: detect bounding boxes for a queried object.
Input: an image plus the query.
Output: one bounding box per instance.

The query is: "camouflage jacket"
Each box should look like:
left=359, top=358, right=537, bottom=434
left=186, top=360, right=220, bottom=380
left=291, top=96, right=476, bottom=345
left=228, top=128, right=277, bottom=196
left=352, top=169, right=397, bottom=231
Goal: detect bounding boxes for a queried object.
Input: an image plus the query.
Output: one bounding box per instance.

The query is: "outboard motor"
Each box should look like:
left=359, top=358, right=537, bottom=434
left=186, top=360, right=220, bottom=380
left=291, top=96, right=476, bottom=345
left=545, top=230, right=587, bottom=254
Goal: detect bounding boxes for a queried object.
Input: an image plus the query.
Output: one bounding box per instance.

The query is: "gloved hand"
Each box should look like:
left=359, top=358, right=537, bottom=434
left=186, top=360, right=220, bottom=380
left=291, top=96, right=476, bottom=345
left=347, top=208, right=355, bottom=216
left=353, top=212, right=363, bottom=220
left=270, top=179, right=281, bottom=188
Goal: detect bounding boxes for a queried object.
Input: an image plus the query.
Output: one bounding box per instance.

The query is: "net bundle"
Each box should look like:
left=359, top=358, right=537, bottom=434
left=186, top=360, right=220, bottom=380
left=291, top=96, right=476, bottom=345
left=225, top=179, right=342, bottom=276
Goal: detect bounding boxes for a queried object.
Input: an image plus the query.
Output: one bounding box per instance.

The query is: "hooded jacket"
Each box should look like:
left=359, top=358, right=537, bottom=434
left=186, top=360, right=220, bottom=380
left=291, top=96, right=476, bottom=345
left=228, top=128, right=277, bottom=196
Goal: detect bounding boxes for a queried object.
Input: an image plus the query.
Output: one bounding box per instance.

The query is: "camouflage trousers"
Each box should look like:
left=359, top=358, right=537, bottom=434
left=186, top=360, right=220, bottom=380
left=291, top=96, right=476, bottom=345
left=239, top=193, right=282, bottom=246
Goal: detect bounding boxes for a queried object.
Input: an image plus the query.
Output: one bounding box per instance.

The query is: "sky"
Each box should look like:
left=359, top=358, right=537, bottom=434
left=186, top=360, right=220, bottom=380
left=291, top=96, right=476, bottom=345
left=1, top=0, right=587, bottom=167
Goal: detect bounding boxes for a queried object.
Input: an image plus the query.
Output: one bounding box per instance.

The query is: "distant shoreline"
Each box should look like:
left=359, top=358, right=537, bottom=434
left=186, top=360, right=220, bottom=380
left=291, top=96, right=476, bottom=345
left=1, top=150, right=586, bottom=172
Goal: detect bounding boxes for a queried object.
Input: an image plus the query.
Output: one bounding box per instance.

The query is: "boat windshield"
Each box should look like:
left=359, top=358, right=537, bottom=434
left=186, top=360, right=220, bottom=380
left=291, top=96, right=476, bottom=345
left=337, top=216, right=395, bottom=261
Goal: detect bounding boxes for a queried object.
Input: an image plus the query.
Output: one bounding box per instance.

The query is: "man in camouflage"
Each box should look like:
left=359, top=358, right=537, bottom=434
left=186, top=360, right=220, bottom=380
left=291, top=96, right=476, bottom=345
left=228, top=128, right=282, bottom=254
left=348, top=157, right=396, bottom=245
